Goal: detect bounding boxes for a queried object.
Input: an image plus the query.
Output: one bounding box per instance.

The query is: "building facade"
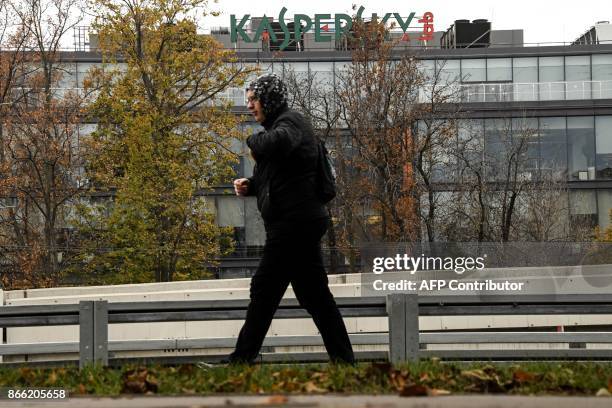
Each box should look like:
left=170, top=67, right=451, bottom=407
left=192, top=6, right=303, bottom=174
left=47, top=21, right=612, bottom=275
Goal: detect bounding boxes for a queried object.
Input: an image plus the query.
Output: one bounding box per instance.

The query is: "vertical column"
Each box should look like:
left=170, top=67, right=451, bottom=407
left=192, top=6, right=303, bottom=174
left=386, top=293, right=419, bottom=364
left=80, top=300, right=109, bottom=368
left=93, top=300, right=108, bottom=366
left=79, top=301, right=94, bottom=369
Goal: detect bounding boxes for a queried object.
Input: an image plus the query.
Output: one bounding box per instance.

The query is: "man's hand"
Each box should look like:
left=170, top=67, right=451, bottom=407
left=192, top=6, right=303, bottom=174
left=233, top=178, right=249, bottom=196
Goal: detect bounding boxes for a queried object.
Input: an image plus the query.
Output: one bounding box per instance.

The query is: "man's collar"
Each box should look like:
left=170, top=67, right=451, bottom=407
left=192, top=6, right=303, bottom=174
left=262, top=105, right=289, bottom=130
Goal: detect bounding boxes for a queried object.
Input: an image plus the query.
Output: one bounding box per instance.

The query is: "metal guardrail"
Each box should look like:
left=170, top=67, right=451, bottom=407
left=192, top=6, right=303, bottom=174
left=1, top=294, right=612, bottom=367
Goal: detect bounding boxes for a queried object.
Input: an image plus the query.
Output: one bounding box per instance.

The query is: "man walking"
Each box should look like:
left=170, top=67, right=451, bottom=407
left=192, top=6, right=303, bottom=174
left=230, top=73, right=355, bottom=365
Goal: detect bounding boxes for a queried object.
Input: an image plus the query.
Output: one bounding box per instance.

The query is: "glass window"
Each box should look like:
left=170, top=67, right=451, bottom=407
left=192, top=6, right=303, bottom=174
left=568, top=116, right=595, bottom=181
left=539, top=57, right=564, bottom=100
left=309, top=61, right=333, bottom=72
left=427, top=120, right=457, bottom=183
left=593, top=54, right=612, bottom=79
left=597, top=190, right=612, bottom=230
left=513, top=57, right=538, bottom=82
left=513, top=58, right=538, bottom=101
left=334, top=61, right=351, bottom=74
left=418, top=59, right=435, bottom=81
left=432, top=60, right=461, bottom=101
left=103, top=62, right=127, bottom=76
left=539, top=117, right=567, bottom=180
left=487, top=58, right=511, bottom=81
left=285, top=62, right=309, bottom=74
left=569, top=190, right=597, bottom=229
left=457, top=119, right=483, bottom=171
left=566, top=56, right=591, bottom=99
left=271, top=61, right=284, bottom=78
left=242, top=62, right=263, bottom=85
left=595, top=116, right=612, bottom=179
left=198, top=196, right=217, bottom=217
left=571, top=190, right=597, bottom=214
left=76, top=62, right=97, bottom=88
left=485, top=118, right=510, bottom=180
left=539, top=57, right=564, bottom=81
left=592, top=54, right=612, bottom=98
left=216, top=196, right=244, bottom=227
left=418, top=60, right=435, bottom=102
left=417, top=59, right=434, bottom=100
left=436, top=59, right=460, bottom=83
left=512, top=117, right=539, bottom=176
left=55, top=63, right=77, bottom=96
left=461, top=59, right=485, bottom=82
left=565, top=56, right=590, bottom=80
left=245, top=197, right=265, bottom=246
left=309, top=62, right=334, bottom=91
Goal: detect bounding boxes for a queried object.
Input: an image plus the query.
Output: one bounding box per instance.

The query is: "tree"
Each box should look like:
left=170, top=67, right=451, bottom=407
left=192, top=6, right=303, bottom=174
left=450, top=116, right=574, bottom=242
left=596, top=212, right=612, bottom=241
left=1, top=0, right=88, bottom=289
left=412, top=60, right=463, bottom=242
left=335, top=18, right=422, bottom=242
left=75, top=0, right=250, bottom=283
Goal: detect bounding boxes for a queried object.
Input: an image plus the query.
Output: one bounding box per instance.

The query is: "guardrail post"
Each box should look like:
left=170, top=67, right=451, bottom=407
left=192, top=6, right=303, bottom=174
left=94, top=300, right=108, bottom=367
left=79, top=300, right=108, bottom=368
left=79, top=301, right=94, bottom=369
left=386, top=293, right=419, bottom=364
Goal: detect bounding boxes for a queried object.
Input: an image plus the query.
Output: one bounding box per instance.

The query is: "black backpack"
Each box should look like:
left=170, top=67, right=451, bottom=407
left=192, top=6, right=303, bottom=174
left=315, top=139, right=337, bottom=204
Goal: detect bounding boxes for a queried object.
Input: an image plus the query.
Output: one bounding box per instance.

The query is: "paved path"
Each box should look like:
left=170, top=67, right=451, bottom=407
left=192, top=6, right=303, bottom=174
left=1, top=395, right=611, bottom=408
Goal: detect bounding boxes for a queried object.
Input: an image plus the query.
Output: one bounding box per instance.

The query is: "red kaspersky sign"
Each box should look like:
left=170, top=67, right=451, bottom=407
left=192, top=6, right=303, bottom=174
left=230, top=6, right=434, bottom=50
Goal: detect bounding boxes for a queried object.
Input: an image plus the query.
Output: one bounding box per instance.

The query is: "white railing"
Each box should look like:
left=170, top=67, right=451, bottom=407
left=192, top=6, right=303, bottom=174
left=8, top=81, right=612, bottom=107
left=457, top=80, right=612, bottom=103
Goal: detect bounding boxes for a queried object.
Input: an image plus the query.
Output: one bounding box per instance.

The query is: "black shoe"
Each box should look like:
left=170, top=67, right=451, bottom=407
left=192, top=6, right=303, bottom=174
left=221, top=355, right=256, bottom=366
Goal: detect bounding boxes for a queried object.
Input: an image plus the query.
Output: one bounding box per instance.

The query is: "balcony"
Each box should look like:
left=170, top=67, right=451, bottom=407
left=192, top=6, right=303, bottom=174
left=456, top=80, right=612, bottom=103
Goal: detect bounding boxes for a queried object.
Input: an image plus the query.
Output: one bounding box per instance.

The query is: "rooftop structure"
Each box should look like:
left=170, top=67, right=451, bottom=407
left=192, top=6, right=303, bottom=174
left=573, top=21, right=612, bottom=46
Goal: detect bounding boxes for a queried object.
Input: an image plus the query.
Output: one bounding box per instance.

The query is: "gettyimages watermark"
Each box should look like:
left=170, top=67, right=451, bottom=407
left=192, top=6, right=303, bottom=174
left=358, top=242, right=612, bottom=297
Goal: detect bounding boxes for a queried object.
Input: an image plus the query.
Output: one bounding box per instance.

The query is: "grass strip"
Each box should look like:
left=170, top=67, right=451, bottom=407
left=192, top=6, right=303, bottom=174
left=0, top=360, right=611, bottom=397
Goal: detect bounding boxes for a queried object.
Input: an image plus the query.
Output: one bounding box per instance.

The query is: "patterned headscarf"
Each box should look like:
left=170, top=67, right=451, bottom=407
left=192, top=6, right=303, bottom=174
left=247, top=73, right=288, bottom=119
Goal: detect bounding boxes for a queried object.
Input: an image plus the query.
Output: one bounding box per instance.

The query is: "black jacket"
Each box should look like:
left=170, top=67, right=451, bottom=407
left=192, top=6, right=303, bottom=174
left=246, top=107, right=327, bottom=223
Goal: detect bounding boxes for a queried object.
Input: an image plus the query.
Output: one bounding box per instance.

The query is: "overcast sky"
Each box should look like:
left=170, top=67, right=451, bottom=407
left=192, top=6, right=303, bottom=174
left=199, top=0, right=611, bottom=45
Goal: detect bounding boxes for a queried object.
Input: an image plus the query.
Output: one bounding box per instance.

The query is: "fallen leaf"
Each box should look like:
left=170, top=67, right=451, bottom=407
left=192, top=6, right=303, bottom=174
left=304, top=381, right=326, bottom=393
left=429, top=388, right=451, bottom=396
left=311, top=372, right=328, bottom=380
left=513, top=369, right=537, bottom=384
left=461, top=369, right=491, bottom=382
left=399, top=384, right=429, bottom=397
left=122, top=367, right=158, bottom=394
left=596, top=388, right=611, bottom=397
left=482, top=365, right=498, bottom=376
left=389, top=370, right=409, bottom=391
left=461, top=369, right=505, bottom=393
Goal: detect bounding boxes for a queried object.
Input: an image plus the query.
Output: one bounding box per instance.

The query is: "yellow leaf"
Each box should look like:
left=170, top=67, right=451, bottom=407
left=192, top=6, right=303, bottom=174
left=304, top=381, right=326, bottom=393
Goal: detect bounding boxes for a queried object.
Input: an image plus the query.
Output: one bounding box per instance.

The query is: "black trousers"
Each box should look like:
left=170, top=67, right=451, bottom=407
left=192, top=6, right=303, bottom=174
left=229, top=217, right=355, bottom=364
